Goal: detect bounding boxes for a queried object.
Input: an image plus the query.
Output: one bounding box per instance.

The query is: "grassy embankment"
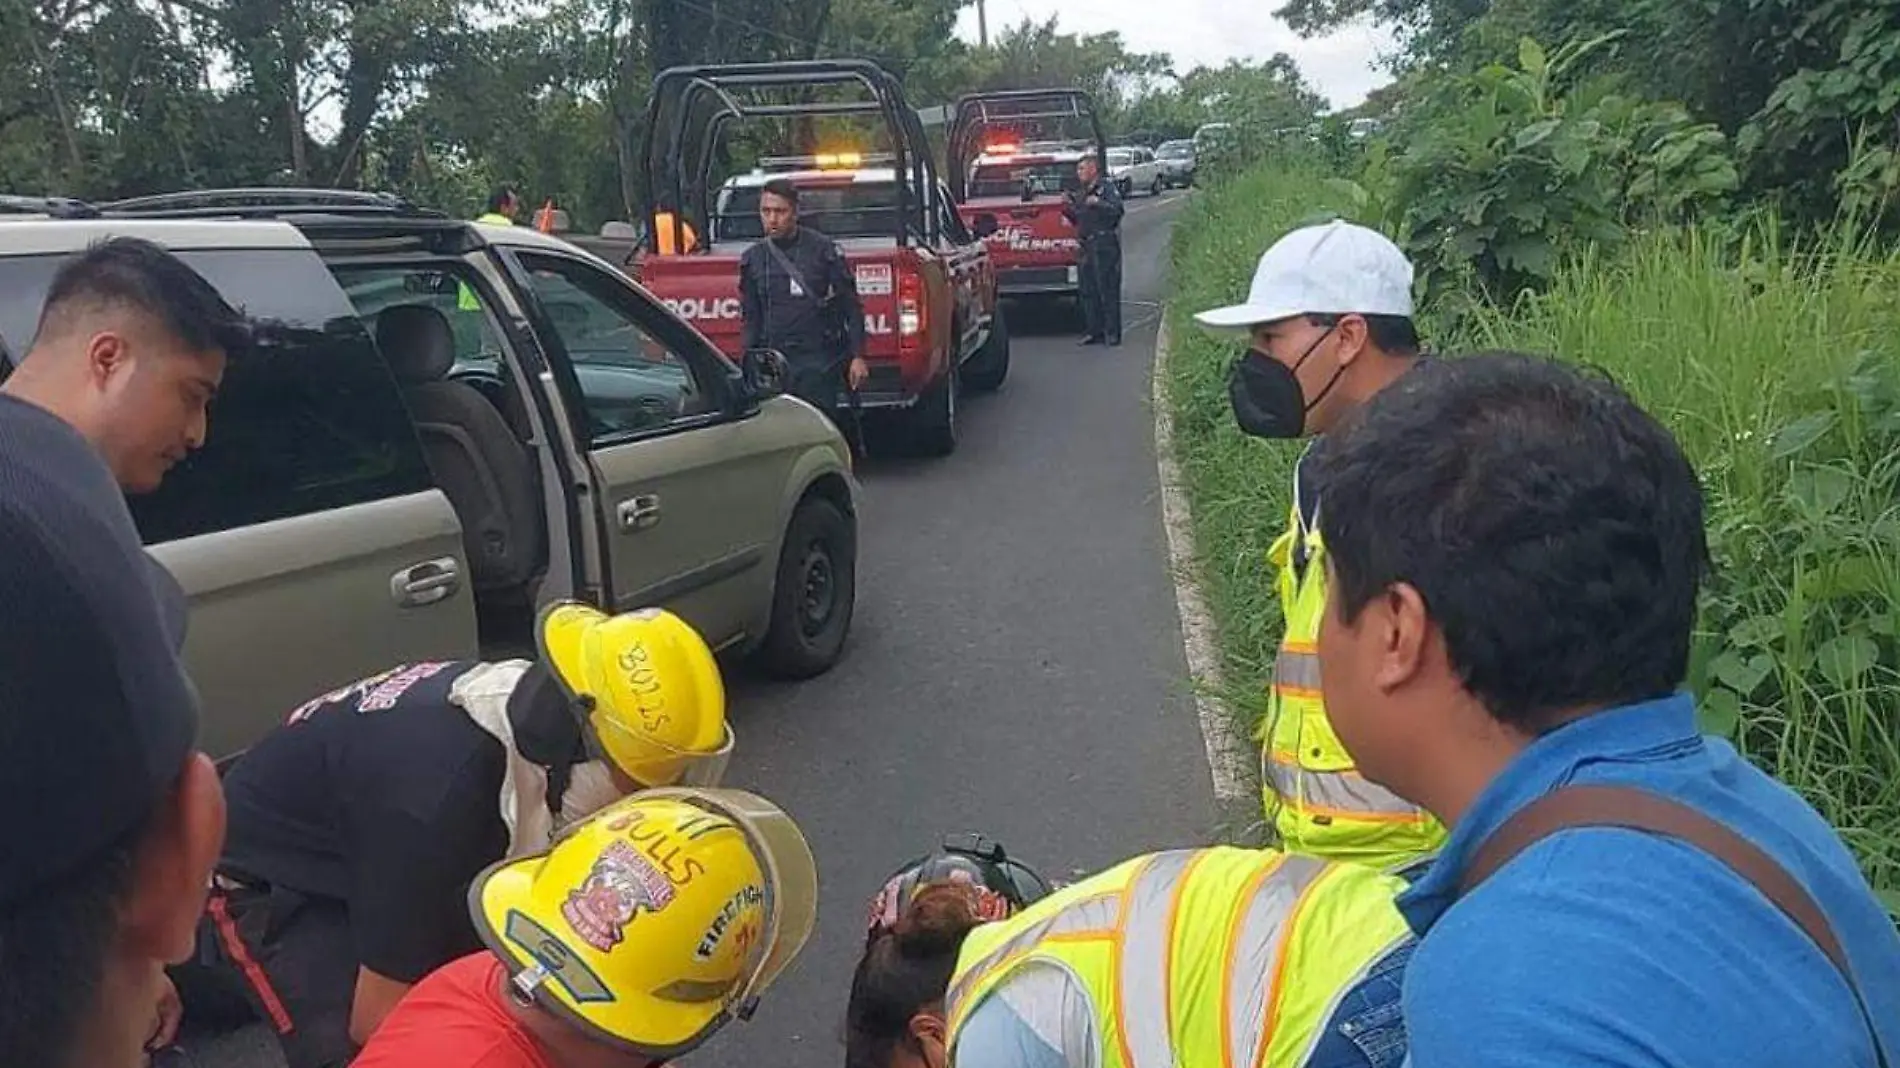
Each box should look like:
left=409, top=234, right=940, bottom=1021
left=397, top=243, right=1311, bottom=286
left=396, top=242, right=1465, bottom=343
left=1164, top=162, right=1900, bottom=908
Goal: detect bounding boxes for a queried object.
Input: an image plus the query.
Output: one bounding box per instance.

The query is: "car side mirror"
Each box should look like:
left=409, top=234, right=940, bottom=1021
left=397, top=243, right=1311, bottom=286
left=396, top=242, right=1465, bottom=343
left=972, top=213, right=999, bottom=238
left=740, top=347, right=789, bottom=401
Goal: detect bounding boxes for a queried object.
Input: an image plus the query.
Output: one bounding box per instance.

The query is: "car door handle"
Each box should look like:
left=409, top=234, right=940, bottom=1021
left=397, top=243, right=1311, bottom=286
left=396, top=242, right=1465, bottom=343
left=390, top=557, right=461, bottom=608
left=619, top=494, right=662, bottom=532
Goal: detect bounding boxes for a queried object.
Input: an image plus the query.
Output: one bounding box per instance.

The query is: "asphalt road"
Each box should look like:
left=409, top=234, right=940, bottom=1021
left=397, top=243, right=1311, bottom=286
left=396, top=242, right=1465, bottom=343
left=182, top=187, right=1210, bottom=1068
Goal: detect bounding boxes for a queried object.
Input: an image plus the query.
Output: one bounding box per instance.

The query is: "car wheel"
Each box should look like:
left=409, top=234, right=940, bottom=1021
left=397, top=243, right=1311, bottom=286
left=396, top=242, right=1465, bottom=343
left=759, top=495, right=857, bottom=679
left=910, top=359, right=959, bottom=457
left=963, top=307, right=1011, bottom=392
left=1118, top=178, right=1132, bottom=199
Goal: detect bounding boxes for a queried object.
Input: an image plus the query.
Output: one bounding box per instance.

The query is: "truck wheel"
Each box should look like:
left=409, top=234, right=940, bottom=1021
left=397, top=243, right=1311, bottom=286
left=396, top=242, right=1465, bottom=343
left=911, top=360, right=959, bottom=457
left=963, top=308, right=1011, bottom=392
left=759, top=495, right=856, bottom=679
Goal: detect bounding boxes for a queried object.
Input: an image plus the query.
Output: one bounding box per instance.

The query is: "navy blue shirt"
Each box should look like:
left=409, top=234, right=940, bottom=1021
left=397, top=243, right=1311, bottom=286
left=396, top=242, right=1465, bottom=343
left=1398, top=693, right=1900, bottom=1067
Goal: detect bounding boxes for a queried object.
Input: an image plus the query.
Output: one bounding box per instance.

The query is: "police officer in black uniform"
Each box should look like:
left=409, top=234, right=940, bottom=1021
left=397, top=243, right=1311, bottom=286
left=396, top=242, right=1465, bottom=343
left=1065, top=152, right=1125, bottom=347
left=739, top=178, right=868, bottom=429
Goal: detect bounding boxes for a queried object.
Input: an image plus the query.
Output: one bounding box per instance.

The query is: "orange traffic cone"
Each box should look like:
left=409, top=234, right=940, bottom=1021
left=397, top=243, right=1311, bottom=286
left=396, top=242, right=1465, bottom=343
left=534, top=199, right=557, bottom=233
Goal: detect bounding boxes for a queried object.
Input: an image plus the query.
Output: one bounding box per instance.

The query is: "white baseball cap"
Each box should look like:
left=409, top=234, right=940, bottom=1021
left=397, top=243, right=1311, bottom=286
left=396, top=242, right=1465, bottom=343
left=1194, top=219, right=1414, bottom=331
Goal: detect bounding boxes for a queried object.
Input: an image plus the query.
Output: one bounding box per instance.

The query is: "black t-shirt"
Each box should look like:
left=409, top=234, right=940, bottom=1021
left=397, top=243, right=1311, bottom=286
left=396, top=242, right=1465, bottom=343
left=219, top=660, right=510, bottom=983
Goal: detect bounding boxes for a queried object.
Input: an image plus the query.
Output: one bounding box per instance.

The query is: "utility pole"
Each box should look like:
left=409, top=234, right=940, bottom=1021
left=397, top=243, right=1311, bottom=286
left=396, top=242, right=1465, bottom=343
left=977, top=0, right=988, bottom=48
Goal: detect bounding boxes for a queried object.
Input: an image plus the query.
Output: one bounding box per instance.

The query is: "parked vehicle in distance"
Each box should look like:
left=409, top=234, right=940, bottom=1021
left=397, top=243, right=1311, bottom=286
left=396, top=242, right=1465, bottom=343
left=1106, top=145, right=1165, bottom=198
left=631, top=60, right=1008, bottom=457
left=946, top=89, right=1110, bottom=306
left=1154, top=139, right=1196, bottom=188
left=0, top=188, right=860, bottom=757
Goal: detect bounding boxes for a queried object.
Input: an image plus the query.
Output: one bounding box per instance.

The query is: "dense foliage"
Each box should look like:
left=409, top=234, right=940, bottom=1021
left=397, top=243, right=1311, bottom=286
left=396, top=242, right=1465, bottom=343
left=3, top=0, right=1325, bottom=226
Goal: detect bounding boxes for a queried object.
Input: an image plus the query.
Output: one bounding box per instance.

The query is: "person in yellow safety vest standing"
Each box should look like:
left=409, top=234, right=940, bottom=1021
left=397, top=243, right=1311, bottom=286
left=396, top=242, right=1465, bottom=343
left=462, top=185, right=522, bottom=312
left=477, top=185, right=520, bottom=226
left=844, top=844, right=1416, bottom=1068
left=1192, top=219, right=1445, bottom=871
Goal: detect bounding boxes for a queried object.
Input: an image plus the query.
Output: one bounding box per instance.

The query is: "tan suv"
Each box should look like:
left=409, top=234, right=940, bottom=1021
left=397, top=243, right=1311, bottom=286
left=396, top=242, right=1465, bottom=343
left=0, top=190, right=860, bottom=758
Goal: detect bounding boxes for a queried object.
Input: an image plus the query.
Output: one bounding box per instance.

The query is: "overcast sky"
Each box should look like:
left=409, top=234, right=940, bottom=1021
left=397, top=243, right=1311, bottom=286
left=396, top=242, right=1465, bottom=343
left=952, top=0, right=1397, bottom=111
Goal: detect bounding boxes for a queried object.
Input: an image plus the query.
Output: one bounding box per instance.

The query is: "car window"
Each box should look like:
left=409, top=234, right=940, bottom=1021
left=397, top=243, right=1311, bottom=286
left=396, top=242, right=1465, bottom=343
left=714, top=181, right=910, bottom=242
left=970, top=161, right=1078, bottom=199
left=334, top=264, right=508, bottom=375
left=1107, top=149, right=1133, bottom=166
left=514, top=252, right=717, bottom=444
left=0, top=249, right=433, bottom=545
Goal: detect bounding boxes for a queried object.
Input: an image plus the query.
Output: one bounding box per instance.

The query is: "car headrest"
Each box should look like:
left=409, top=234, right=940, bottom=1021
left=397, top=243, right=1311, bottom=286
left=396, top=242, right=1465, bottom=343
left=375, top=304, right=457, bottom=384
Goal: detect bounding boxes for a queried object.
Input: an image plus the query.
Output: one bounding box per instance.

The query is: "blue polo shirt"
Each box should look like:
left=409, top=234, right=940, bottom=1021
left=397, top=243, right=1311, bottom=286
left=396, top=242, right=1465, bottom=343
left=1397, top=693, right=1900, bottom=1067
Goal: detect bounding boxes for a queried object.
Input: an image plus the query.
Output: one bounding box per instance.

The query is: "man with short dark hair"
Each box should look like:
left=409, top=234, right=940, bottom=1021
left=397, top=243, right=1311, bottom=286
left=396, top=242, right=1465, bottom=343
left=1194, top=219, right=1444, bottom=871
left=1065, top=152, right=1123, bottom=346
left=1313, top=352, right=1900, bottom=1066
left=739, top=177, right=868, bottom=428
left=0, top=388, right=226, bottom=1068
left=478, top=186, right=520, bottom=226
left=3, top=236, right=246, bottom=493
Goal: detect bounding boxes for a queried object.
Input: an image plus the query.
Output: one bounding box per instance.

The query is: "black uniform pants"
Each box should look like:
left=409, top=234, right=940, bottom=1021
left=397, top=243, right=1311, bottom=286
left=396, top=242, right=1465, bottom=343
left=1080, top=237, right=1123, bottom=342
left=787, top=354, right=864, bottom=453
left=170, top=880, right=360, bottom=1068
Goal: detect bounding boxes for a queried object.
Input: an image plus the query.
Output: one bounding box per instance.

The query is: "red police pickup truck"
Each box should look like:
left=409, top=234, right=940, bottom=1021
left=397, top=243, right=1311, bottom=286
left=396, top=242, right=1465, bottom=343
left=947, top=90, right=1111, bottom=305
left=631, top=62, right=1009, bottom=457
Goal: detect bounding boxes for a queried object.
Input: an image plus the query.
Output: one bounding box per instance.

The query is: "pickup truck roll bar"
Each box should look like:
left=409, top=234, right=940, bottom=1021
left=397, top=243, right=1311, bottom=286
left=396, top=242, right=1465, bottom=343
left=640, top=59, right=944, bottom=253
left=945, top=89, right=1109, bottom=202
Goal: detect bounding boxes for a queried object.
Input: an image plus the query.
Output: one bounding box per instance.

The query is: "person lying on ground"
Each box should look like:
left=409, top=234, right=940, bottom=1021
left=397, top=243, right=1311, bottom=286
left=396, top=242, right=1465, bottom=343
left=845, top=841, right=1418, bottom=1068
left=350, top=786, right=818, bottom=1068
left=0, top=391, right=225, bottom=1068
left=1310, top=351, right=1900, bottom=1066
left=168, top=604, right=735, bottom=1068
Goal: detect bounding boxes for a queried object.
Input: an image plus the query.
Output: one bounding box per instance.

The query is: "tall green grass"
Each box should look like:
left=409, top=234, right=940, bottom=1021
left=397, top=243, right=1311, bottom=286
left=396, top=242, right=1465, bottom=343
left=1167, top=168, right=1900, bottom=908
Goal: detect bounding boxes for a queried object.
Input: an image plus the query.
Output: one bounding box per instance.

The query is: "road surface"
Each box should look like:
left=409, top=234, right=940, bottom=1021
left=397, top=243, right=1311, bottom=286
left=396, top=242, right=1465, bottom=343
left=183, top=188, right=1210, bottom=1068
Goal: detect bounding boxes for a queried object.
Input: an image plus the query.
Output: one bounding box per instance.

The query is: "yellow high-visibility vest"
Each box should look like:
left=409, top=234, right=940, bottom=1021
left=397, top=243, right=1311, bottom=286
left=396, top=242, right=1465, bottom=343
left=476, top=212, right=515, bottom=226
left=1259, top=465, right=1446, bottom=869
left=945, top=847, right=1412, bottom=1068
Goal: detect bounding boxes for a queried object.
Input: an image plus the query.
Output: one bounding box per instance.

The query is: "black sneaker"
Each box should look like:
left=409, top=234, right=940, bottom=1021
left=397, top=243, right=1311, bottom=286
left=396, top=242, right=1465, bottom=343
left=1079, top=335, right=1105, bottom=346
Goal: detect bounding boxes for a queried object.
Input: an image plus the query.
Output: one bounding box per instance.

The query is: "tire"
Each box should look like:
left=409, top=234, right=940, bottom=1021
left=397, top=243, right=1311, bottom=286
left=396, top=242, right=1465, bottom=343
left=910, top=359, right=959, bottom=457
left=1118, top=178, right=1132, bottom=199
left=963, top=307, right=1011, bottom=392
left=758, top=495, right=857, bottom=679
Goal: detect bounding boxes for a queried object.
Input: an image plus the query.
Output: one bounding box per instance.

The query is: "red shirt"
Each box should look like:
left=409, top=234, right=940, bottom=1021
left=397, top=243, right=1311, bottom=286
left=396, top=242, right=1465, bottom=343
left=352, top=952, right=554, bottom=1068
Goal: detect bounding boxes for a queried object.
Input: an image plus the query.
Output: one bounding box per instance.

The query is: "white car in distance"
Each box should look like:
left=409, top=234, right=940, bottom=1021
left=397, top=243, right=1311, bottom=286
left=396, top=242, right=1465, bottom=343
left=1105, top=146, right=1166, bottom=198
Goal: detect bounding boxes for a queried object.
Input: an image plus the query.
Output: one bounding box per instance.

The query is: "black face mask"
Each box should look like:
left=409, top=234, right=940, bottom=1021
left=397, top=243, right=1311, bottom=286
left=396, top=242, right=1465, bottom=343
left=1227, top=326, right=1344, bottom=439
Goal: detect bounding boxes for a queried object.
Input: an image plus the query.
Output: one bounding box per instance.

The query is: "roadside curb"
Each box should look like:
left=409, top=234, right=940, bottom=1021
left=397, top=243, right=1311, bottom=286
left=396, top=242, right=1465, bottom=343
left=1150, top=310, right=1263, bottom=835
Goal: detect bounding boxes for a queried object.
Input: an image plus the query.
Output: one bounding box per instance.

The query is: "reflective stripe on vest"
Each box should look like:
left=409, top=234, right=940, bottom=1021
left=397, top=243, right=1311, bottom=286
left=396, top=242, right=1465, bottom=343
left=1261, top=499, right=1447, bottom=870
left=944, top=848, right=1413, bottom=1068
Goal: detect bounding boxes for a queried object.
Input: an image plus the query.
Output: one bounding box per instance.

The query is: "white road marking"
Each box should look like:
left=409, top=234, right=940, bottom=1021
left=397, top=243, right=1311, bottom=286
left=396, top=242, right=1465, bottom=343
left=1150, top=313, right=1261, bottom=815
left=1125, top=190, right=1190, bottom=215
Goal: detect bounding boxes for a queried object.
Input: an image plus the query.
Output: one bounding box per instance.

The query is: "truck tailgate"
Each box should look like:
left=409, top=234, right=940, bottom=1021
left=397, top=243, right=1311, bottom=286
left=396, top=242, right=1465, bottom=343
left=961, top=197, right=1080, bottom=291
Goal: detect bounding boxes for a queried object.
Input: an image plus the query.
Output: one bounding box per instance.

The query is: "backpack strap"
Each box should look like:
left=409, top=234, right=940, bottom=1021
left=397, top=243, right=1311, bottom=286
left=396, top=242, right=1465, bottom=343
left=1460, top=784, right=1888, bottom=1067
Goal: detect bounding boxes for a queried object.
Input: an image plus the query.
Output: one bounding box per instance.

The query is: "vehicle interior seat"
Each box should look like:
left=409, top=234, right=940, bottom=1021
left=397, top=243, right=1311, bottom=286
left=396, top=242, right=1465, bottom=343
left=376, top=304, right=546, bottom=598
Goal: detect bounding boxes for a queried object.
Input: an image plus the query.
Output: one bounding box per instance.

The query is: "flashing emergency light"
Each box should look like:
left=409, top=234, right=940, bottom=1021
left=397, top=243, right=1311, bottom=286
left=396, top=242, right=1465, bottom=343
left=814, top=151, right=864, bottom=169
left=984, top=141, right=1023, bottom=156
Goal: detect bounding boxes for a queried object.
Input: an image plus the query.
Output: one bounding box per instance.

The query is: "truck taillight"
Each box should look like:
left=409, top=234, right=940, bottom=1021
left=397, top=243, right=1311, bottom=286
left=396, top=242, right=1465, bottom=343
left=898, top=268, right=924, bottom=352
